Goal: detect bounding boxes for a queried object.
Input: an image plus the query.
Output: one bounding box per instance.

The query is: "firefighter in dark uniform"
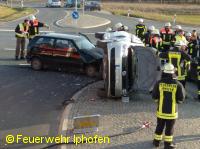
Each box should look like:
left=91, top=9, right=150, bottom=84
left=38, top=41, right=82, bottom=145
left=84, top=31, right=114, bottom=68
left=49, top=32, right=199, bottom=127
left=15, top=19, right=29, bottom=60
left=28, top=15, right=49, bottom=41
left=159, top=41, right=191, bottom=88
left=152, top=63, right=185, bottom=149
left=160, top=22, right=174, bottom=52
left=135, top=18, right=147, bottom=42
left=197, top=57, right=200, bottom=101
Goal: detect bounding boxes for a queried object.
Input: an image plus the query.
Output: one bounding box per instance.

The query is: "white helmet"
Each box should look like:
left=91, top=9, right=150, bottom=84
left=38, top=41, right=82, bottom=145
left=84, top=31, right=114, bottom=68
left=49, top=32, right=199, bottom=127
left=175, top=25, right=182, bottom=30
left=106, top=27, right=112, bottom=32
left=148, top=25, right=155, bottom=31
left=138, top=18, right=144, bottom=23
left=115, top=22, right=123, bottom=30
left=29, top=14, right=36, bottom=21
left=164, top=22, right=171, bottom=27
left=152, top=29, right=160, bottom=35
left=186, top=32, right=192, bottom=37
left=163, top=63, right=175, bottom=74
left=123, top=26, right=129, bottom=31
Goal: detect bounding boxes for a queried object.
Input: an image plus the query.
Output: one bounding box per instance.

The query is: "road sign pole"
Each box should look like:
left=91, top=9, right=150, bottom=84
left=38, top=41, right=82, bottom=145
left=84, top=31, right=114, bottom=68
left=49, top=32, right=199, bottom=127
left=82, top=0, right=85, bottom=15
left=75, top=0, right=77, bottom=12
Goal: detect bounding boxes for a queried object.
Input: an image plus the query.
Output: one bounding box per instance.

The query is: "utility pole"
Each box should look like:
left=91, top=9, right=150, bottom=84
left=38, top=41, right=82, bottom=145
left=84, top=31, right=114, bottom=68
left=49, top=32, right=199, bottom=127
left=82, top=0, right=85, bottom=15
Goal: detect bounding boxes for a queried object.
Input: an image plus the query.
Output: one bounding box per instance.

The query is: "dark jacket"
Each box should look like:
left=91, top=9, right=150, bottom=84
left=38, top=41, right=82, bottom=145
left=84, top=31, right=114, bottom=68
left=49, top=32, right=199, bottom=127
left=159, top=47, right=191, bottom=80
left=28, top=20, right=45, bottom=38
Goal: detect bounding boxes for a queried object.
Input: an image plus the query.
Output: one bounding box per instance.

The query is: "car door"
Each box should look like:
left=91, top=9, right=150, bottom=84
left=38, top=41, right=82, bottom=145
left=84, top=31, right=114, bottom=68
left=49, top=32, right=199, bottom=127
left=53, top=38, right=83, bottom=68
left=33, top=37, right=55, bottom=63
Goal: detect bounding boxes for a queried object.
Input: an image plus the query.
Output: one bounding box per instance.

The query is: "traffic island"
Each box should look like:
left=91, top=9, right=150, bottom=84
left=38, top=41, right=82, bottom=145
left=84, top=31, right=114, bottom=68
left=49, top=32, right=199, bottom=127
left=0, top=5, right=36, bottom=22
left=59, top=81, right=200, bottom=149
left=56, top=13, right=111, bottom=29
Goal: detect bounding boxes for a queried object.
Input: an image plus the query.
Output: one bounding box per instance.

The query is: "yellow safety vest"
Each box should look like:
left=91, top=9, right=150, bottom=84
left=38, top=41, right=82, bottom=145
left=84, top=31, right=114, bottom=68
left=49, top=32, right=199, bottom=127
left=15, top=23, right=28, bottom=38
left=168, top=52, right=186, bottom=80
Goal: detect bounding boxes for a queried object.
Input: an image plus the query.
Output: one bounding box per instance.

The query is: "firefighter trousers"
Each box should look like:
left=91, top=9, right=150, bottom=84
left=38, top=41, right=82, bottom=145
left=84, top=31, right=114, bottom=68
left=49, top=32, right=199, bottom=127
left=179, top=80, right=186, bottom=88
left=154, top=118, right=176, bottom=143
left=198, top=79, right=200, bottom=100
left=16, top=37, right=26, bottom=58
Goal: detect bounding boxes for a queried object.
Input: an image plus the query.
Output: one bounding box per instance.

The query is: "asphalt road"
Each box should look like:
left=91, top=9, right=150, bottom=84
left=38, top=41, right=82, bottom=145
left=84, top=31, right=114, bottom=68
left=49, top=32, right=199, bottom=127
left=0, top=2, right=199, bottom=149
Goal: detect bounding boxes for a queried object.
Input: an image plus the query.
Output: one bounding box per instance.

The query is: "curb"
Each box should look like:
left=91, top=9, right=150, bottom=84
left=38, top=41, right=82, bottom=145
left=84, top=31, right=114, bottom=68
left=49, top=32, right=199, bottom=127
left=55, top=12, right=111, bottom=29
left=58, top=81, right=101, bottom=149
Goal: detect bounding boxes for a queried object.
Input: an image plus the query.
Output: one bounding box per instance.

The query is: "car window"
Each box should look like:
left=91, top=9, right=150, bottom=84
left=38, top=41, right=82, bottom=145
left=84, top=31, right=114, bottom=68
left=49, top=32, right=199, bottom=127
left=35, top=37, right=54, bottom=48
left=75, top=37, right=95, bottom=50
left=55, top=39, right=76, bottom=50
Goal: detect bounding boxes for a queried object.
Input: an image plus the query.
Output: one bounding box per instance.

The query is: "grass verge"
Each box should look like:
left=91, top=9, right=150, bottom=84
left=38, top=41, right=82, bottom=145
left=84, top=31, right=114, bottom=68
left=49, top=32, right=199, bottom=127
left=0, top=5, right=36, bottom=22
left=102, top=2, right=200, bottom=26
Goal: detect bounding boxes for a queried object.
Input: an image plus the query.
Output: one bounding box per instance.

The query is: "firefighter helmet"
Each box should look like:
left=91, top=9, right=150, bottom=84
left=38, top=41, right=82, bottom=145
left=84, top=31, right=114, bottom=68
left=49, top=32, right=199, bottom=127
left=152, top=29, right=160, bottom=35
left=29, top=15, right=36, bottom=21
left=148, top=25, right=155, bottom=31
left=186, top=32, right=192, bottom=37
left=163, top=63, right=175, bottom=74
left=164, top=22, right=171, bottom=27
left=138, top=18, right=144, bottom=23
left=115, top=22, right=123, bottom=30
left=175, top=25, right=182, bottom=30
left=123, top=26, right=129, bottom=31
left=106, top=27, right=112, bottom=32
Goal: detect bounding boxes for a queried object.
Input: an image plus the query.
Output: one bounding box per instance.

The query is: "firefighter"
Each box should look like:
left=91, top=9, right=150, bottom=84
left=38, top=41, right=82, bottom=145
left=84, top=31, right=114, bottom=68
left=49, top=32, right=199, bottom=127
left=174, top=25, right=182, bottom=36
left=186, top=32, right=197, bottom=58
left=159, top=41, right=191, bottom=88
left=135, top=18, right=147, bottom=42
left=197, top=58, right=200, bottom=101
left=150, top=29, right=163, bottom=51
left=144, top=25, right=155, bottom=47
left=174, top=30, right=188, bottom=47
left=15, top=19, right=29, bottom=60
left=160, top=22, right=174, bottom=52
left=28, top=15, right=49, bottom=41
left=152, top=63, right=185, bottom=149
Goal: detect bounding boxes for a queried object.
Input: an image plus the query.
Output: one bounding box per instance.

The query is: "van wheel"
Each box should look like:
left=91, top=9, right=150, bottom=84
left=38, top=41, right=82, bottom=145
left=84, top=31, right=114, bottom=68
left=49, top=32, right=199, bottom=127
left=85, top=65, right=97, bottom=77
left=31, top=58, right=42, bottom=71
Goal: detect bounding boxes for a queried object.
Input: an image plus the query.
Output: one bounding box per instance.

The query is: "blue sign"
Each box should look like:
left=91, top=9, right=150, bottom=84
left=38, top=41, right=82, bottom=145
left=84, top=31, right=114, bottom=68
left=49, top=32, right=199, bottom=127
left=72, top=11, right=79, bottom=20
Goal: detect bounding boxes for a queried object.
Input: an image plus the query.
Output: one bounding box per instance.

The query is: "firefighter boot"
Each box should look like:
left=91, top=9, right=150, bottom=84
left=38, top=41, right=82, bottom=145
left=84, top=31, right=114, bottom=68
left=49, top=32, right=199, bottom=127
left=153, top=139, right=160, bottom=147
left=164, top=142, right=177, bottom=149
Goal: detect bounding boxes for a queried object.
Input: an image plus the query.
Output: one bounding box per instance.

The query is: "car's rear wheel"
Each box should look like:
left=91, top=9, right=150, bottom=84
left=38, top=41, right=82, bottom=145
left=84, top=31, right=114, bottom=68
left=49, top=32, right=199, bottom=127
left=85, top=65, right=97, bottom=77
left=31, top=57, right=43, bottom=71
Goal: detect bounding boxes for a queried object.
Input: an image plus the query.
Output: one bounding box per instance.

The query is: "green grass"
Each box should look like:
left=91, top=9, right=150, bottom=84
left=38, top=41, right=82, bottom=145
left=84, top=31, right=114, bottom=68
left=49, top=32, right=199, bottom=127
left=102, top=2, right=200, bottom=26
left=0, top=5, right=36, bottom=22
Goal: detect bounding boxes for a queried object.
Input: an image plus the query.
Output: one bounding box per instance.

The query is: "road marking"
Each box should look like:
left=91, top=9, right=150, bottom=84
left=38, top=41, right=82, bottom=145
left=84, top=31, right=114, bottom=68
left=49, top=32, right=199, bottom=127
left=0, top=29, right=54, bottom=33
left=19, top=64, right=30, bottom=66
left=3, top=48, right=15, bottom=51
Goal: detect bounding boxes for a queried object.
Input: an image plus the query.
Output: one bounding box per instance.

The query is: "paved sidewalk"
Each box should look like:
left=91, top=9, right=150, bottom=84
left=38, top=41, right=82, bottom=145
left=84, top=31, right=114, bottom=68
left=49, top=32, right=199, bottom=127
left=61, top=81, right=200, bottom=149
left=56, top=12, right=111, bottom=29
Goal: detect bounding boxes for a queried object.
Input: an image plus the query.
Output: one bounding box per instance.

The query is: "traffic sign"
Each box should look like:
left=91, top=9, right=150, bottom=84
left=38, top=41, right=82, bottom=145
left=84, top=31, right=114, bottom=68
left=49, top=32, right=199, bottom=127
left=72, top=11, right=79, bottom=20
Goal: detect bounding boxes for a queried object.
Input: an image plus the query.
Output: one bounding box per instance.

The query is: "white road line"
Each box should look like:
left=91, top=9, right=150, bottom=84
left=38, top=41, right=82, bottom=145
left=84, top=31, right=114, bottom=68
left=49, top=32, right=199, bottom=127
left=0, top=29, right=54, bottom=33
left=3, top=48, right=15, bottom=51
left=19, top=64, right=30, bottom=66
